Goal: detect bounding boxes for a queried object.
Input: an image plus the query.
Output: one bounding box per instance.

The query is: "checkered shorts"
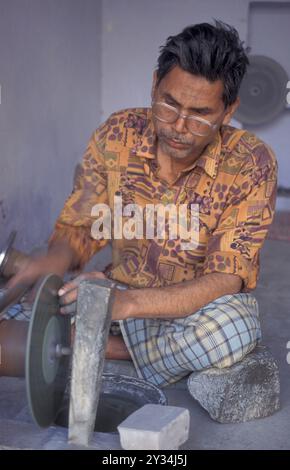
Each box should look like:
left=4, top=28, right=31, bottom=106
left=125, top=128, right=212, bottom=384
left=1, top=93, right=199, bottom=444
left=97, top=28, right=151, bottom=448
left=119, top=293, right=262, bottom=388
left=0, top=288, right=32, bottom=321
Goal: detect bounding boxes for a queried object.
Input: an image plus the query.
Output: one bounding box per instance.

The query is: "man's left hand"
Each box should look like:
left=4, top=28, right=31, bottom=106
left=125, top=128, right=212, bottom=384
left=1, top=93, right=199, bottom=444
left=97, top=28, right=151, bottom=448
left=58, top=271, right=107, bottom=315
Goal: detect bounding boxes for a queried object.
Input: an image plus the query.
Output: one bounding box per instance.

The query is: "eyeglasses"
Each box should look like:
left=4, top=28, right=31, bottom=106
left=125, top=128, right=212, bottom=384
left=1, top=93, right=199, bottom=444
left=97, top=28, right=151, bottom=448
left=152, top=101, right=218, bottom=137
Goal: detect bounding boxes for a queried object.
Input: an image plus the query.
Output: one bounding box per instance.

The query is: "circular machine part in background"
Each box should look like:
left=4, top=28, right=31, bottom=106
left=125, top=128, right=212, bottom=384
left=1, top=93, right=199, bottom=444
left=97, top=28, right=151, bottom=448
left=235, top=55, right=288, bottom=125
left=26, top=274, right=71, bottom=428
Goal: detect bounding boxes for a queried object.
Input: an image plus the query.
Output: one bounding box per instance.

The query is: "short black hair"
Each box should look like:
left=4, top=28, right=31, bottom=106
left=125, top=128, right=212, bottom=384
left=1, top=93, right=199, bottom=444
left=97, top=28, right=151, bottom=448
left=156, top=20, right=249, bottom=107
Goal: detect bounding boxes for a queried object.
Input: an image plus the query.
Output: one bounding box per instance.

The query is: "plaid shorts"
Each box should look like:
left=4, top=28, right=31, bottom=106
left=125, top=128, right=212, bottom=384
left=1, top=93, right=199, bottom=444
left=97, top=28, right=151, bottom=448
left=0, top=288, right=32, bottom=321
left=119, top=293, right=262, bottom=388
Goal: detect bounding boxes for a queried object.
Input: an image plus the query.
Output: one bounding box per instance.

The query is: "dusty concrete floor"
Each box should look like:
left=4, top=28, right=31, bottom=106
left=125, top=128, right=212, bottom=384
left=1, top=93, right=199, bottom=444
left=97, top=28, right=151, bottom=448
left=0, top=238, right=290, bottom=450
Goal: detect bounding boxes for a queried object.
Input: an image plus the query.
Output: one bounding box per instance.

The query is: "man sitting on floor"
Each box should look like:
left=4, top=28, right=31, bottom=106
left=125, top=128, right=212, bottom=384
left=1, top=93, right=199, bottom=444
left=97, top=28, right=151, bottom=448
left=8, top=21, right=277, bottom=387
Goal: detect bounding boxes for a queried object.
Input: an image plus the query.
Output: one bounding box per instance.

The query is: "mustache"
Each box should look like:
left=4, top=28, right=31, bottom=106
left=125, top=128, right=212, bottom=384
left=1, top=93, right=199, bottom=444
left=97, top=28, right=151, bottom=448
left=158, top=129, right=193, bottom=145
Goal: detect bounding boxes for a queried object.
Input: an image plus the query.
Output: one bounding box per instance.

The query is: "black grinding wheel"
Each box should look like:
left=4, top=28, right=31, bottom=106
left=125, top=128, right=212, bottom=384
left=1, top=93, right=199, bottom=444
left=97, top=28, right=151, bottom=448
left=25, top=274, right=71, bottom=428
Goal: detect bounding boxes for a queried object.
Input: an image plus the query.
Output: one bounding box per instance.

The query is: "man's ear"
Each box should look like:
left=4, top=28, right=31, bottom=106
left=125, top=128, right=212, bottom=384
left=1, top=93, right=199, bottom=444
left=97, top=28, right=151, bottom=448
left=151, top=71, right=158, bottom=101
left=222, top=97, right=240, bottom=125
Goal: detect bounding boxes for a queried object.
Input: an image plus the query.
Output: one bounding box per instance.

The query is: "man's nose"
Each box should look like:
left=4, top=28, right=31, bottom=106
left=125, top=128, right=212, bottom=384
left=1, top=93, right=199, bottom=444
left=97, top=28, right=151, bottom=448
left=173, top=115, right=187, bottom=134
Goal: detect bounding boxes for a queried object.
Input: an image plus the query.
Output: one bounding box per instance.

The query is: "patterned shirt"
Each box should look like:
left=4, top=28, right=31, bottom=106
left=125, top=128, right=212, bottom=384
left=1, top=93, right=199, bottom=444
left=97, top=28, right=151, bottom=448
left=49, top=108, right=277, bottom=290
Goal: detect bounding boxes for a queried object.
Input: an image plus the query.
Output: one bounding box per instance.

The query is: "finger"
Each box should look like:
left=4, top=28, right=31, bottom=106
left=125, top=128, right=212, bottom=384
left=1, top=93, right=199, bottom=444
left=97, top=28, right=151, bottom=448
left=58, top=273, right=89, bottom=297
left=58, top=281, right=78, bottom=297
left=58, top=271, right=107, bottom=295
left=60, top=301, right=77, bottom=316
left=58, top=275, right=85, bottom=306
left=58, top=286, right=78, bottom=306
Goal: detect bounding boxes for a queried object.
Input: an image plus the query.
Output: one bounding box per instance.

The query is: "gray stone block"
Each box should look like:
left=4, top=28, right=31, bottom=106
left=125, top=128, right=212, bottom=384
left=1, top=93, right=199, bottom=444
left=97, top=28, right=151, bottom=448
left=187, top=345, right=280, bottom=423
left=118, top=404, right=190, bottom=450
left=68, top=279, right=115, bottom=446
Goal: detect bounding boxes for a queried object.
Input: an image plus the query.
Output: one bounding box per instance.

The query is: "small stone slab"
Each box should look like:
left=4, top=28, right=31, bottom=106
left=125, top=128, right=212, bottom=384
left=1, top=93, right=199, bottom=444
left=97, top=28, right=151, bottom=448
left=118, top=404, right=190, bottom=450
left=187, top=345, right=280, bottom=423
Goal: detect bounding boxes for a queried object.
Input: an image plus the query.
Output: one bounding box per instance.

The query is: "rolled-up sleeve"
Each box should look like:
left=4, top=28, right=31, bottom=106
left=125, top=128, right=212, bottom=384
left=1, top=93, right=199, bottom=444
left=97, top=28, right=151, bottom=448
left=48, top=122, right=110, bottom=269
left=203, top=144, right=277, bottom=290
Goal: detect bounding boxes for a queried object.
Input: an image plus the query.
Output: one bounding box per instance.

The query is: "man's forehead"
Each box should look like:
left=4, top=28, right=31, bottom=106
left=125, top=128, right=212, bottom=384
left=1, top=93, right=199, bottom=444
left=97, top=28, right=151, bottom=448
left=156, top=66, right=224, bottom=108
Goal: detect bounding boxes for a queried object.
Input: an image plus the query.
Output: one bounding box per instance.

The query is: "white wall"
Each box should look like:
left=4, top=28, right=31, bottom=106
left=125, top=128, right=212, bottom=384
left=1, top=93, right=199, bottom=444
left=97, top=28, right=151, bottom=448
left=101, top=0, right=249, bottom=119
left=0, top=0, right=102, bottom=250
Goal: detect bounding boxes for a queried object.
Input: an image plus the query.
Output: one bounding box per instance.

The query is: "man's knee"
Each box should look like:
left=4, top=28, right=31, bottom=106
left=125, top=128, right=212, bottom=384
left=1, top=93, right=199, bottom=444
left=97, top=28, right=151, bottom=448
left=194, top=293, right=261, bottom=369
left=213, top=339, right=258, bottom=369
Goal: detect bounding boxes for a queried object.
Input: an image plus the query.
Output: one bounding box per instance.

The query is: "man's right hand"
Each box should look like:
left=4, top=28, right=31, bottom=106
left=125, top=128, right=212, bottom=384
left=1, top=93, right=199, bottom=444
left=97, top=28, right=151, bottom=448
left=5, top=242, right=76, bottom=293
left=6, top=255, right=61, bottom=291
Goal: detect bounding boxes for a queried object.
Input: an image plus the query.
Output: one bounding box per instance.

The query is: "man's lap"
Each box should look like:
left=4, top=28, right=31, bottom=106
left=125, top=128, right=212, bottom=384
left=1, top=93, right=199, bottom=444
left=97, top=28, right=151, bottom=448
left=0, top=289, right=262, bottom=388
left=119, top=293, right=262, bottom=387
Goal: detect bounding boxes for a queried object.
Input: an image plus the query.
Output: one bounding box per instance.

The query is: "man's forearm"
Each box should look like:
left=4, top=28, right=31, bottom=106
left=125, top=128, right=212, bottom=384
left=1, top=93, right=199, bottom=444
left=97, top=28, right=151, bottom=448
left=113, top=272, right=242, bottom=320
left=6, top=239, right=78, bottom=290
left=46, top=240, right=77, bottom=276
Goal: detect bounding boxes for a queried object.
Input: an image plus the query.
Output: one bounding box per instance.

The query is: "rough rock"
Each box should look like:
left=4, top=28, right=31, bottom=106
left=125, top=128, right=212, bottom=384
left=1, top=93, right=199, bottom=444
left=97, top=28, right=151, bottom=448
left=187, top=345, right=280, bottom=423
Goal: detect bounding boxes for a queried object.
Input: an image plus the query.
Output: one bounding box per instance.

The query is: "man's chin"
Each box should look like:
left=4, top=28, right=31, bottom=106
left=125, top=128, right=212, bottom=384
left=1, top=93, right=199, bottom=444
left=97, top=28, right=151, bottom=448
left=161, top=140, right=194, bottom=160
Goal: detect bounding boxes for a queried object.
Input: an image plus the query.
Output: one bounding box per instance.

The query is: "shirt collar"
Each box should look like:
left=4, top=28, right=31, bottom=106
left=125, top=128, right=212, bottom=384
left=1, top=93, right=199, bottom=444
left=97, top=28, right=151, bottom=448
left=133, top=109, right=156, bottom=159
left=188, top=131, right=222, bottom=179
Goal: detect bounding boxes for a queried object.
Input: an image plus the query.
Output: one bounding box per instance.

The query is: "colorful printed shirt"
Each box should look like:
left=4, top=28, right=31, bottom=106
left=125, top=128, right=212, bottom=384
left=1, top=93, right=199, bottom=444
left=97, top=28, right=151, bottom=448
left=49, top=108, right=277, bottom=290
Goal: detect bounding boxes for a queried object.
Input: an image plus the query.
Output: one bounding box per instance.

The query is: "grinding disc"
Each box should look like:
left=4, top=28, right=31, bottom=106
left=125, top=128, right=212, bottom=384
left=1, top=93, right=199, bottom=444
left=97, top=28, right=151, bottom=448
left=235, top=55, right=288, bottom=125
left=25, top=273, right=71, bottom=428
